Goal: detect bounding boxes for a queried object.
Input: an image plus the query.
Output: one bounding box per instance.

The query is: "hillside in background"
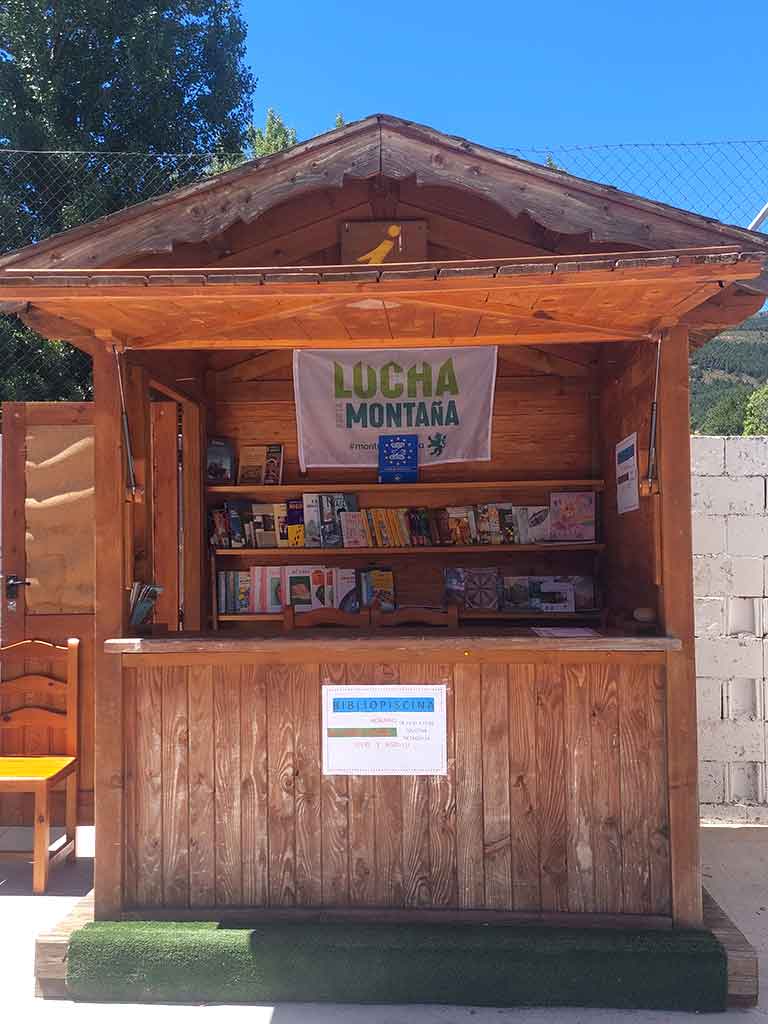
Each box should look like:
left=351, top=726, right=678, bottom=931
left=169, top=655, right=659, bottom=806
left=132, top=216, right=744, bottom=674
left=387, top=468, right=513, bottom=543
left=690, top=312, right=768, bottom=433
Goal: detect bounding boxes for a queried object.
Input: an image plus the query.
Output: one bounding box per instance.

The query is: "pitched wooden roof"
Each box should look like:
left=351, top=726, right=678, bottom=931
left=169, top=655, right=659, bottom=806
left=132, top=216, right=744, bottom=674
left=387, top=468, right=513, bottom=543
left=2, top=248, right=763, bottom=352
left=2, top=114, right=767, bottom=275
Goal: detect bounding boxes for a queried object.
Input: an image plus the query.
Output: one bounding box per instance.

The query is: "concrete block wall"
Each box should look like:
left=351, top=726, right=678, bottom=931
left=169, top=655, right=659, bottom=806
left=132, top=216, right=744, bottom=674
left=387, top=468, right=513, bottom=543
left=692, top=436, right=768, bottom=822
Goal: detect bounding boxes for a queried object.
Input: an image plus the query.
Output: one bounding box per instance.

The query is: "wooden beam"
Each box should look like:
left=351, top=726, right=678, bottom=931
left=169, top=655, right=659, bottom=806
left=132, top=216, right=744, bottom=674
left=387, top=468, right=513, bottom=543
left=127, top=332, right=647, bottom=351
left=213, top=350, right=292, bottom=385
left=92, top=346, right=126, bottom=918
left=657, top=325, right=702, bottom=928
left=498, top=346, right=591, bottom=378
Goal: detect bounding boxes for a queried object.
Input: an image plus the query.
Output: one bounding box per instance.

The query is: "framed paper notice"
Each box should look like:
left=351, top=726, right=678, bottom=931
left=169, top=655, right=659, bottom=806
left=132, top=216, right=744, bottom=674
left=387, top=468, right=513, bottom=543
left=615, top=432, right=640, bottom=514
left=322, top=685, right=447, bottom=776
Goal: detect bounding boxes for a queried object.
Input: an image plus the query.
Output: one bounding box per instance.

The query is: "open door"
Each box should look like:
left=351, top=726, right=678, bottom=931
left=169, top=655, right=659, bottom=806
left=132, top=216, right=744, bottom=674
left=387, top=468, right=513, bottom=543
left=0, top=401, right=95, bottom=825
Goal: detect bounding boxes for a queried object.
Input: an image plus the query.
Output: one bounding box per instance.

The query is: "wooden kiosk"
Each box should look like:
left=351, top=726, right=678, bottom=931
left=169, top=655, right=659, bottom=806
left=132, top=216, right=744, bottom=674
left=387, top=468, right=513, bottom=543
left=2, top=116, right=766, bottom=933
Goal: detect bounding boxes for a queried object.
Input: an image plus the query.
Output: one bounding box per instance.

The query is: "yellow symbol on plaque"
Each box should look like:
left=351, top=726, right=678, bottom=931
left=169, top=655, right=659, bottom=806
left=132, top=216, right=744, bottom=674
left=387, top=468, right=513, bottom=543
left=356, top=223, right=402, bottom=265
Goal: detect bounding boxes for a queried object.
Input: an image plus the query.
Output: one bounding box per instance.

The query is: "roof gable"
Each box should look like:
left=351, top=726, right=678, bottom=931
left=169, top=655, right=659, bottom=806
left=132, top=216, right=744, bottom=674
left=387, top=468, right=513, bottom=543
left=2, top=114, right=767, bottom=273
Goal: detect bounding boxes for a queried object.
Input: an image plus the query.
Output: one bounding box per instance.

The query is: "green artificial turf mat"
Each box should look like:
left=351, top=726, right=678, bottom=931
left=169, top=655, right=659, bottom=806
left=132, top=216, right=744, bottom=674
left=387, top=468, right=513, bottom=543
left=67, top=919, right=728, bottom=1011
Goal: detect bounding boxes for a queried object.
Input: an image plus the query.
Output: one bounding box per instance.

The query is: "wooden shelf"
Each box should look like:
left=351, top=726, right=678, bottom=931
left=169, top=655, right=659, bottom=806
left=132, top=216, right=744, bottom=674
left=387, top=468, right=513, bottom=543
left=459, top=609, right=602, bottom=621
left=206, top=478, right=605, bottom=498
left=217, top=614, right=282, bottom=622
left=214, top=543, right=604, bottom=557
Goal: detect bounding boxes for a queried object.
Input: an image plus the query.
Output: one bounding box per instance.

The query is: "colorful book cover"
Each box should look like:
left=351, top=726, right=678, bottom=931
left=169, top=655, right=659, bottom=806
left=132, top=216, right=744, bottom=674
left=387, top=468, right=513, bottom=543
left=209, top=507, right=230, bottom=549
left=310, top=566, right=327, bottom=609
left=285, top=566, right=314, bottom=611
left=251, top=503, right=277, bottom=548
left=559, top=575, right=596, bottom=610
left=334, top=567, right=359, bottom=612
left=273, top=502, right=289, bottom=547
left=497, top=504, right=523, bottom=545
left=476, top=503, right=502, bottom=545
left=339, top=510, right=369, bottom=547
left=286, top=498, right=305, bottom=547
left=302, top=493, right=321, bottom=547
left=549, top=491, right=596, bottom=542
left=266, top=566, right=283, bottom=613
left=206, top=437, right=235, bottom=484
left=446, top=506, right=476, bottom=546
left=464, top=568, right=500, bottom=610
left=435, top=508, right=452, bottom=545
left=378, top=434, right=418, bottom=483
left=324, top=568, right=336, bottom=609
left=263, top=444, right=284, bottom=485
left=361, top=569, right=395, bottom=611
left=236, top=571, right=251, bottom=613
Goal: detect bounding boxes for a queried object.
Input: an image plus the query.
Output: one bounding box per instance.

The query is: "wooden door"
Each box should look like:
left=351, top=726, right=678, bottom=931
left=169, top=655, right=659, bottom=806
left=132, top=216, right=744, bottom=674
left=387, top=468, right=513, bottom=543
left=1, top=402, right=95, bottom=824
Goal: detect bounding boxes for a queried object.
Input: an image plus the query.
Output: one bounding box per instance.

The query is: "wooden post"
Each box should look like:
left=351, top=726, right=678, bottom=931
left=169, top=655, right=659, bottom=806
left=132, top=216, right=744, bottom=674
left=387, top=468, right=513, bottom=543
left=93, top=345, right=126, bottom=918
left=657, top=324, right=702, bottom=927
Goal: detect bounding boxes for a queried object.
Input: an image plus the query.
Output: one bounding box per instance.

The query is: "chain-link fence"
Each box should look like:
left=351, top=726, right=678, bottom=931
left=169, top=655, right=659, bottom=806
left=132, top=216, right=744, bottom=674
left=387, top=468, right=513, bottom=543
left=1, top=140, right=767, bottom=400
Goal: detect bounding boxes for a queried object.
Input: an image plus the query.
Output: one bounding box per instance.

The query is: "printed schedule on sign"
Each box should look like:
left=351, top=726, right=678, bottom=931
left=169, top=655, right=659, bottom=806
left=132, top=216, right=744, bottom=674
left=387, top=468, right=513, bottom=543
left=321, top=685, right=447, bottom=776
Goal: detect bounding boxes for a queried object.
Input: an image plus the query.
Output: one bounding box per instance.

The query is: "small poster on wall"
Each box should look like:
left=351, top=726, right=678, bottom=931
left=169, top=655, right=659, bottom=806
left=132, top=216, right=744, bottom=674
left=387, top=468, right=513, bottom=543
left=615, top=432, right=640, bottom=514
left=322, top=685, right=447, bottom=776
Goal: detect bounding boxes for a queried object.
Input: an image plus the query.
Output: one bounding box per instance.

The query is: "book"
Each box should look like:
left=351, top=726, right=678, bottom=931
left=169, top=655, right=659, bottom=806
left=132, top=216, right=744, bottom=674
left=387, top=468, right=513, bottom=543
left=273, top=502, right=289, bottom=547
left=519, top=506, right=550, bottom=544
left=250, top=503, right=277, bottom=548
left=225, top=501, right=248, bottom=548
left=266, top=566, right=283, bottom=613
left=285, top=566, right=315, bottom=611
left=129, top=582, right=164, bottom=625
left=464, top=568, right=500, bottom=610
left=209, top=507, right=230, bottom=548
left=446, top=506, right=477, bottom=546
left=549, top=491, right=596, bottom=542
left=361, top=569, right=395, bottom=611
left=236, top=571, right=251, bottom=613
left=476, top=503, right=502, bottom=545
left=302, top=493, right=321, bottom=547
left=529, top=576, right=575, bottom=613
left=443, top=567, right=466, bottom=606
left=319, top=493, right=343, bottom=547
left=497, top=504, right=523, bottom=545
left=339, top=510, right=369, bottom=547
left=502, top=576, right=532, bottom=611
left=334, top=568, right=359, bottom=612
left=324, top=568, right=336, bottom=609
left=286, top=499, right=305, bottom=547
left=206, top=437, right=235, bottom=484
left=378, top=434, right=418, bottom=483
left=249, top=566, right=265, bottom=612
left=310, top=566, right=328, bottom=609
left=236, top=444, right=284, bottom=485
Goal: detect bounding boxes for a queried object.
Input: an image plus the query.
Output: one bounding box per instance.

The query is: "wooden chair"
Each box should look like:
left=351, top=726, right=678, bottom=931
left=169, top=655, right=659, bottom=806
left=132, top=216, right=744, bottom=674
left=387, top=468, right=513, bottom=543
left=282, top=607, right=371, bottom=632
left=371, top=605, right=459, bottom=628
left=0, top=638, right=79, bottom=894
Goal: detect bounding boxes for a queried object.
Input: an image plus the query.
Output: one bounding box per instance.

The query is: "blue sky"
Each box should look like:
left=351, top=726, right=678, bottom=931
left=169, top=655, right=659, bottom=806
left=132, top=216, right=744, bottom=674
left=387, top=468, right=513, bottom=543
left=242, top=1, right=766, bottom=148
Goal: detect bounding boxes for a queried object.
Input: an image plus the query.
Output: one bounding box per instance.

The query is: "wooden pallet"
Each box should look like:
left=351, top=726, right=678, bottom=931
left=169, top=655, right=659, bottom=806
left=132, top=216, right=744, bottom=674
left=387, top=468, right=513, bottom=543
left=703, top=888, right=759, bottom=1008
left=34, top=889, right=93, bottom=998
left=34, top=887, right=757, bottom=1006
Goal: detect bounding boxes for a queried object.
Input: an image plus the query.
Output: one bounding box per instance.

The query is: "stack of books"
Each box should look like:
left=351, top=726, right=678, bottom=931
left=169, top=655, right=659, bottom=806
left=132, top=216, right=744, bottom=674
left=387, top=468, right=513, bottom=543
left=444, top=570, right=596, bottom=614
left=128, top=582, right=164, bottom=625
left=209, top=491, right=596, bottom=550
left=217, top=566, right=395, bottom=615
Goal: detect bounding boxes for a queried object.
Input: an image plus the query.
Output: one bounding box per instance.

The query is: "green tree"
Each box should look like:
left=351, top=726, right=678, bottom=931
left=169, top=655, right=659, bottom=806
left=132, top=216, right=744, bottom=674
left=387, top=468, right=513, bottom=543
left=0, top=0, right=256, bottom=400
left=743, top=383, right=768, bottom=435
left=248, top=108, right=298, bottom=157
left=697, top=384, right=752, bottom=435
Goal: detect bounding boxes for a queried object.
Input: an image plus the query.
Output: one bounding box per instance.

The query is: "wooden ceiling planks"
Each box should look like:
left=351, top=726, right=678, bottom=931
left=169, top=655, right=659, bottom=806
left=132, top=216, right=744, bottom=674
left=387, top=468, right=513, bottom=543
left=2, top=249, right=763, bottom=352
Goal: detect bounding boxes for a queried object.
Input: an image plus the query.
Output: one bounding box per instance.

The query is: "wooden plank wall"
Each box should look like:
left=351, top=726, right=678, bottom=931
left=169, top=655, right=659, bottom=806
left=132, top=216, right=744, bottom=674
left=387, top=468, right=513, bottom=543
left=123, top=658, right=671, bottom=914
left=599, top=343, right=659, bottom=618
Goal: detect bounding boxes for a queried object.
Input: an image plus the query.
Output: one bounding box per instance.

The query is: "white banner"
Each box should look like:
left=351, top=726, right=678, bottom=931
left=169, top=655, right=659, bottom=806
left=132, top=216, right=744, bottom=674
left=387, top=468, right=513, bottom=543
left=293, top=346, right=497, bottom=470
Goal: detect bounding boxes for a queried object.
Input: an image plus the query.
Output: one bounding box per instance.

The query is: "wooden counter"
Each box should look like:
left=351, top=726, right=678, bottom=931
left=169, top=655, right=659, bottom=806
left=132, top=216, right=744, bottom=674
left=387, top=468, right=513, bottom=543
left=105, top=629, right=680, bottom=922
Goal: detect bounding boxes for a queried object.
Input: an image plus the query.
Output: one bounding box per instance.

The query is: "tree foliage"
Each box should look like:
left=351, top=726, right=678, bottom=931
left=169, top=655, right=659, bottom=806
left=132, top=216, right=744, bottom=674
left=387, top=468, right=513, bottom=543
left=0, top=0, right=256, bottom=401
left=743, top=383, right=768, bottom=435
left=697, top=384, right=752, bottom=435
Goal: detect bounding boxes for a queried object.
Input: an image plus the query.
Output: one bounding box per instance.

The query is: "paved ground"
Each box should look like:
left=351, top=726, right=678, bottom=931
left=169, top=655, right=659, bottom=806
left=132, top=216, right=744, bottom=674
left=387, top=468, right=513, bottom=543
left=2, top=823, right=767, bottom=1020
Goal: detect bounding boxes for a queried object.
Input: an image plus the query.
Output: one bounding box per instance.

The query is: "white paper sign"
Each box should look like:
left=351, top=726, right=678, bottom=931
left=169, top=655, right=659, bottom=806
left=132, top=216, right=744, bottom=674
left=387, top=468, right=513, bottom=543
left=322, top=685, right=447, bottom=776
left=293, top=347, right=497, bottom=470
left=615, top=432, right=640, bottom=514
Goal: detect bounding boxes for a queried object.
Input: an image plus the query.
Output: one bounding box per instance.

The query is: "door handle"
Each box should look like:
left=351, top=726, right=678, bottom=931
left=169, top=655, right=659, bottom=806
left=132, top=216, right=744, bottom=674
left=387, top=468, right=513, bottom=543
left=5, top=575, right=30, bottom=600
